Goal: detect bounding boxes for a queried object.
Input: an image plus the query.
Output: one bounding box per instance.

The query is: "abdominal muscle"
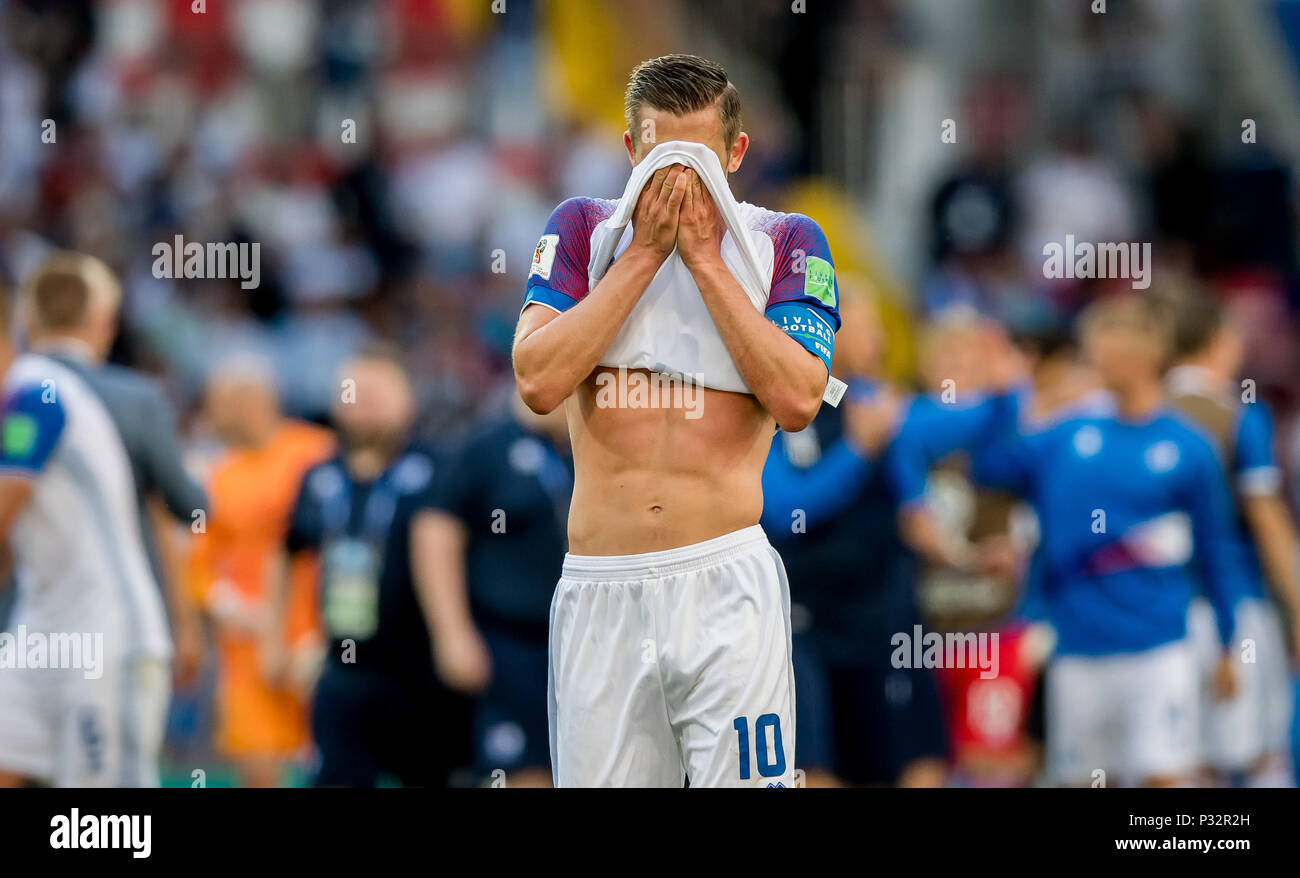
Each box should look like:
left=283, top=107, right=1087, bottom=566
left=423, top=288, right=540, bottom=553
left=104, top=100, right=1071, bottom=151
left=564, top=367, right=774, bottom=556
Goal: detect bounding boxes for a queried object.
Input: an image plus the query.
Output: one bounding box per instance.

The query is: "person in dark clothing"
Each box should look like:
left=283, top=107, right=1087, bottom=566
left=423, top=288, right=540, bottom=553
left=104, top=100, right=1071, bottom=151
left=420, top=393, right=572, bottom=787
left=275, top=343, right=472, bottom=786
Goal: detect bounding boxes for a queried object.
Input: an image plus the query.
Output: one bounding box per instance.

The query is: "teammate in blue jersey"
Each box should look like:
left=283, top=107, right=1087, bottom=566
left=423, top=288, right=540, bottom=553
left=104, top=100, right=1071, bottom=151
left=762, top=297, right=1031, bottom=785
left=761, top=278, right=946, bottom=787
left=973, top=294, right=1246, bottom=786
left=887, top=311, right=1025, bottom=573
left=1157, top=286, right=1300, bottom=787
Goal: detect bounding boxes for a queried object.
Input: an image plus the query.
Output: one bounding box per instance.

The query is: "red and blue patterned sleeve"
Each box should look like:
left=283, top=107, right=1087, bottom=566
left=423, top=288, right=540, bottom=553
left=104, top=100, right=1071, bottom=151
left=522, top=197, right=603, bottom=315
left=763, top=213, right=841, bottom=373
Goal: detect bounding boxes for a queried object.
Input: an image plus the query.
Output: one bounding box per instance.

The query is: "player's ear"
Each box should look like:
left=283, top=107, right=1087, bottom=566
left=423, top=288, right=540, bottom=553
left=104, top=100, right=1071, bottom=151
left=726, top=132, right=749, bottom=174
left=624, top=131, right=637, bottom=165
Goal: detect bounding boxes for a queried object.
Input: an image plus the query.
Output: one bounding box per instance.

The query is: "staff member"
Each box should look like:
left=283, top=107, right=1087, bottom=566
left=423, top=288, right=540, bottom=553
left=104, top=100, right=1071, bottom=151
left=419, top=391, right=572, bottom=787
left=275, top=344, right=472, bottom=786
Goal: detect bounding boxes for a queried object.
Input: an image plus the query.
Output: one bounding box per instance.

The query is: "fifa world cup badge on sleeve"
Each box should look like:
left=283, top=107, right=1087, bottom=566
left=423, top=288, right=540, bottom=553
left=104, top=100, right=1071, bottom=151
left=531, top=234, right=559, bottom=281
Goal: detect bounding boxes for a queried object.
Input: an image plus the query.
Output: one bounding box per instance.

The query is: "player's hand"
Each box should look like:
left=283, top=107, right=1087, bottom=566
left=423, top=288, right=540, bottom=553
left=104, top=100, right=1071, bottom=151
left=629, top=164, right=688, bottom=260
left=434, top=625, right=493, bottom=695
left=843, top=389, right=901, bottom=459
left=676, top=168, right=725, bottom=270
left=1211, top=652, right=1237, bottom=700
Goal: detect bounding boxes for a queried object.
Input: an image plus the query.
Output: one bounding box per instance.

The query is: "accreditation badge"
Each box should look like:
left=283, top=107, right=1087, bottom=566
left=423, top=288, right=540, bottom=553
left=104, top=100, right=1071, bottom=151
left=321, top=538, right=381, bottom=640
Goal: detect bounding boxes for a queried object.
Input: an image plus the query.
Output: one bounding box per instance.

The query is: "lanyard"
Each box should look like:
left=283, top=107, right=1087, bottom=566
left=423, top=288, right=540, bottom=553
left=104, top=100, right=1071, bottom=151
left=322, top=466, right=401, bottom=545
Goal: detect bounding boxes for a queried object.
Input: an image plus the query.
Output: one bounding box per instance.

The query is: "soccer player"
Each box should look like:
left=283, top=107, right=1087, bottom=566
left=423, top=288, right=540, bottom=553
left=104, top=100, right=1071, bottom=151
left=972, top=294, right=1245, bottom=787
left=0, top=278, right=172, bottom=787
left=760, top=277, right=950, bottom=787
left=20, top=252, right=208, bottom=692
left=1157, top=286, right=1300, bottom=786
left=187, top=358, right=334, bottom=787
left=513, top=55, right=838, bottom=786
left=418, top=392, right=572, bottom=787
left=889, top=309, right=1025, bottom=574
left=277, top=344, right=472, bottom=786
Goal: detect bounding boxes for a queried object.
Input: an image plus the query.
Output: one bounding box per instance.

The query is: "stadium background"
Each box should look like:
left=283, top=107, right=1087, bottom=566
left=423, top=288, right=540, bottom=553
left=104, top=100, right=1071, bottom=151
left=1, top=0, right=1299, bottom=786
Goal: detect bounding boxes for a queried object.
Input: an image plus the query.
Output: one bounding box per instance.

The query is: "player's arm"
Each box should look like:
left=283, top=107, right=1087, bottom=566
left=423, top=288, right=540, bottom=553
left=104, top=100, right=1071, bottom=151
left=0, top=478, right=34, bottom=547
left=409, top=443, right=491, bottom=692
left=1241, top=495, right=1300, bottom=660
left=895, top=394, right=1026, bottom=568
left=760, top=437, right=872, bottom=535
left=1233, top=403, right=1300, bottom=662
left=514, top=169, right=688, bottom=414
left=0, top=385, right=66, bottom=546
left=410, top=509, right=491, bottom=693
left=676, top=171, right=830, bottom=431
left=1185, top=444, right=1248, bottom=697
left=147, top=495, right=204, bottom=690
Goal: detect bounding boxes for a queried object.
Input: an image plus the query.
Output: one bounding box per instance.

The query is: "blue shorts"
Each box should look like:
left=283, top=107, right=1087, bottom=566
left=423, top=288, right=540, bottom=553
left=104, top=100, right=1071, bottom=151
left=793, top=632, right=948, bottom=784
left=475, top=627, right=551, bottom=775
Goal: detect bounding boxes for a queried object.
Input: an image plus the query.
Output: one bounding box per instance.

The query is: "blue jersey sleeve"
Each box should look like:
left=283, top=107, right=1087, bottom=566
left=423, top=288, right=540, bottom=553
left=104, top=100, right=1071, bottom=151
left=1233, top=401, right=1280, bottom=497
left=0, top=383, right=66, bottom=477
left=764, top=214, right=840, bottom=372
left=760, top=432, right=873, bottom=536
left=890, top=392, right=1021, bottom=507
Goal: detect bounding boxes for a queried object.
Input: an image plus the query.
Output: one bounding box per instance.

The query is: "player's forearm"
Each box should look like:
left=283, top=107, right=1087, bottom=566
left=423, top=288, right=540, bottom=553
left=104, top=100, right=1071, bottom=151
left=150, top=499, right=202, bottom=633
left=514, top=248, right=664, bottom=413
left=410, top=512, right=477, bottom=639
left=690, top=259, right=825, bottom=431
left=1246, top=496, right=1300, bottom=618
left=1201, top=542, right=1244, bottom=649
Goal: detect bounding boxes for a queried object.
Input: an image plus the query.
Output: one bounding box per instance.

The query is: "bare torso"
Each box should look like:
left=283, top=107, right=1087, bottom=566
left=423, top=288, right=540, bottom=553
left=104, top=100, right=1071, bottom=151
left=565, top=367, right=774, bottom=555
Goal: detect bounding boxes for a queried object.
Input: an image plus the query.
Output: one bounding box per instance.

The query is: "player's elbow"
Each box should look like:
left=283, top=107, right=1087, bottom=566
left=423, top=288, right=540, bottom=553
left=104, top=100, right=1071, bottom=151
left=514, top=369, right=564, bottom=415
left=770, top=389, right=821, bottom=433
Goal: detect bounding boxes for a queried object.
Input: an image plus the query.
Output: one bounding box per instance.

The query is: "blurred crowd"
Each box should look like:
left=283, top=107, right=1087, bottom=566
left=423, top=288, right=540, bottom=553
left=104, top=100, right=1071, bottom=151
left=0, top=0, right=1299, bottom=786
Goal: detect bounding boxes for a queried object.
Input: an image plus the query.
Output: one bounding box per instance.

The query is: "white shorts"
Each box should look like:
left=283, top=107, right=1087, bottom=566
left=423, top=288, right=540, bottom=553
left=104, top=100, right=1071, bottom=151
left=1188, top=596, right=1293, bottom=770
left=1046, top=640, right=1199, bottom=785
left=0, top=657, right=171, bottom=787
left=548, top=525, right=796, bottom=787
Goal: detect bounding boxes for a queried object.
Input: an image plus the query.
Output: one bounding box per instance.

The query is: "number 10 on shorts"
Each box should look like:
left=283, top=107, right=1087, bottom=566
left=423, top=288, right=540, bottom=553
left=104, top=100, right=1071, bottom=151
left=733, top=714, right=786, bottom=780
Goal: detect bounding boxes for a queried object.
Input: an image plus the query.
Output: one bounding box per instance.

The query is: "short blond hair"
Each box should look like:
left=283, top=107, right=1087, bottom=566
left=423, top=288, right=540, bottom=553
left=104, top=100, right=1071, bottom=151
left=22, top=251, right=121, bottom=333
left=1077, top=293, right=1174, bottom=366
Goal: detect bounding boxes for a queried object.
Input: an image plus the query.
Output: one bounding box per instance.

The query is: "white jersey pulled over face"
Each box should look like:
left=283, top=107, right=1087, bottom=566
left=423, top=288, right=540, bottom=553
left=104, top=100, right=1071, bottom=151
left=1, top=353, right=170, bottom=661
